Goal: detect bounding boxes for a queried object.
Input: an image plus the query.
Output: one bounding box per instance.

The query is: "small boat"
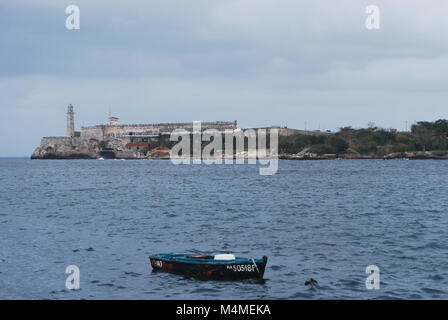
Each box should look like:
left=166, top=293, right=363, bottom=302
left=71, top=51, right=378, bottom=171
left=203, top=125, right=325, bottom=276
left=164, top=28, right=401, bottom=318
left=149, top=253, right=268, bottom=280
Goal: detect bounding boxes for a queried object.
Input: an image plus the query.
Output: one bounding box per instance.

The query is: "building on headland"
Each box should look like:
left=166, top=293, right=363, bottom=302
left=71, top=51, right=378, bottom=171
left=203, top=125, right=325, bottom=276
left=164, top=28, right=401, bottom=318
left=108, top=116, right=119, bottom=126
left=31, top=105, right=238, bottom=159
left=247, top=126, right=327, bottom=137
left=80, top=118, right=238, bottom=140
left=31, top=104, right=326, bottom=159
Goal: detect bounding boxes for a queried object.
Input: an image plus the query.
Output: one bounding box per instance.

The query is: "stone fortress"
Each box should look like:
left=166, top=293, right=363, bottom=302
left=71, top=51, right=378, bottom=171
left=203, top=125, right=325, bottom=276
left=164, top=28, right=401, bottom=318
left=31, top=105, right=238, bottom=159
left=31, top=104, right=325, bottom=159
left=80, top=117, right=238, bottom=140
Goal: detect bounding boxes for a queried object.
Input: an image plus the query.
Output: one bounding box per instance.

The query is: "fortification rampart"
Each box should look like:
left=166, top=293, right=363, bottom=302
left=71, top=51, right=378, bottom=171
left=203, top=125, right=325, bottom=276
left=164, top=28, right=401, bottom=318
left=41, top=137, right=75, bottom=145
left=249, top=127, right=329, bottom=137
left=32, top=105, right=242, bottom=159
left=80, top=126, right=106, bottom=140
left=33, top=106, right=327, bottom=160
left=81, top=121, right=238, bottom=139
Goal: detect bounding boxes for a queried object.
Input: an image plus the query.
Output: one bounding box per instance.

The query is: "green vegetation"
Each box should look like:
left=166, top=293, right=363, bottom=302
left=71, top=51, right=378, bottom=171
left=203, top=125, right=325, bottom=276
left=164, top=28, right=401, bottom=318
left=141, top=119, right=448, bottom=158
left=279, top=119, right=448, bottom=156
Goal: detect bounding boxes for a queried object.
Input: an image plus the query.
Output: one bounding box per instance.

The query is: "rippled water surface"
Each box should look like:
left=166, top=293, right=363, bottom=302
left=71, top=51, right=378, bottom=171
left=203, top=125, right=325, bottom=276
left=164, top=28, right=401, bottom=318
left=1, top=158, right=448, bottom=299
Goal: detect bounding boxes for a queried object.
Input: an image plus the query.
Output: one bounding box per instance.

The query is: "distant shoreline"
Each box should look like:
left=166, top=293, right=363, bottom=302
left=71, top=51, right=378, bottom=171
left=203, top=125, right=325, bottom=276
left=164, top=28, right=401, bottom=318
left=278, top=151, right=448, bottom=161
left=23, top=153, right=448, bottom=161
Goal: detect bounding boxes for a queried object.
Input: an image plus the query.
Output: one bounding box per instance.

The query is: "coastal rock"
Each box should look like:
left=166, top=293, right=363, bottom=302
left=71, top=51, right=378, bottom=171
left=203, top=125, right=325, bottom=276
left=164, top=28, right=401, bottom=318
left=414, top=151, right=434, bottom=159
left=31, top=137, right=105, bottom=159
left=346, top=148, right=361, bottom=156
left=31, top=136, right=144, bottom=159
left=383, top=152, right=406, bottom=159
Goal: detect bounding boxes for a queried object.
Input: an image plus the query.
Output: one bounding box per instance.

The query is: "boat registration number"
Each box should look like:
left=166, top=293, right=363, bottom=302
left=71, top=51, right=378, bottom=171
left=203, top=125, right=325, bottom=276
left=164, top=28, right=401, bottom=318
left=227, top=264, right=256, bottom=272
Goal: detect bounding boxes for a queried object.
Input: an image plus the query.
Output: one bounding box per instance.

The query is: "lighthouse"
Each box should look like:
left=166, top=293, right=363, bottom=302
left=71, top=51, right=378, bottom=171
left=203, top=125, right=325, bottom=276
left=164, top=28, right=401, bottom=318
left=67, top=104, right=75, bottom=137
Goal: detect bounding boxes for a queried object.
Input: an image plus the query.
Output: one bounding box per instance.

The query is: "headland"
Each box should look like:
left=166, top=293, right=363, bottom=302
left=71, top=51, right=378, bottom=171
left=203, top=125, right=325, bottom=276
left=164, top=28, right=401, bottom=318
left=31, top=105, right=448, bottom=160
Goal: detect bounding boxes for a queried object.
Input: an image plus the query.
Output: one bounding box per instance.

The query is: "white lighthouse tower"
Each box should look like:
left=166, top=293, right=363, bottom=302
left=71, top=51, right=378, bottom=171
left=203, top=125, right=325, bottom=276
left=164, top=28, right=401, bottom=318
left=67, top=104, right=75, bottom=137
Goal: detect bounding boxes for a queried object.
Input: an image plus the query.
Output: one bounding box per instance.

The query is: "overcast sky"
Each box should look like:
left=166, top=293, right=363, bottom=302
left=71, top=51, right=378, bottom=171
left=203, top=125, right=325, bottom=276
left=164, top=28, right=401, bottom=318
left=1, top=0, right=447, bottom=156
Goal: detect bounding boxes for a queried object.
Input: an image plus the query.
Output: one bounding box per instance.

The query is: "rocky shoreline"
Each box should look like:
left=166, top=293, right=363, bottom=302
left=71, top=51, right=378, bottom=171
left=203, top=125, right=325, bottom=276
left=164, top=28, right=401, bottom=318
left=279, top=151, right=448, bottom=160
left=32, top=148, right=448, bottom=161
left=31, top=137, right=142, bottom=160
left=31, top=135, right=448, bottom=161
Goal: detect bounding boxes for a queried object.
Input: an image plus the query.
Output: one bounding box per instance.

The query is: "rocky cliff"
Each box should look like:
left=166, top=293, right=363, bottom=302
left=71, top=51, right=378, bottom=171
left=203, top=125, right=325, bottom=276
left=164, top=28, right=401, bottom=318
left=31, top=137, right=139, bottom=159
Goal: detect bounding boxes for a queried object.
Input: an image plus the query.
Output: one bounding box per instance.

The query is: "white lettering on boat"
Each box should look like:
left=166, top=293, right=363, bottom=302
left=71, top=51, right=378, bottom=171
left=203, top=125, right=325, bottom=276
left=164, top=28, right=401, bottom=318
left=226, top=264, right=256, bottom=272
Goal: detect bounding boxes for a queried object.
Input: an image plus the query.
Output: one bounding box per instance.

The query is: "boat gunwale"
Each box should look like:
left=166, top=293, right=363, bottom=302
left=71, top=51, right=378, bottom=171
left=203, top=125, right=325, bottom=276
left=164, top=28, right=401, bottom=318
left=149, top=253, right=266, bottom=265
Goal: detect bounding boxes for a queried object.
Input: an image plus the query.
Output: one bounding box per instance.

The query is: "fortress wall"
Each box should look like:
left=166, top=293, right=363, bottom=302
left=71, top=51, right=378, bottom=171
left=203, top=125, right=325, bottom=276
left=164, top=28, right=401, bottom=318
left=103, top=124, right=160, bottom=137
left=41, top=137, right=73, bottom=145
left=159, top=121, right=237, bottom=133
left=81, top=121, right=238, bottom=138
left=81, top=126, right=105, bottom=139
left=41, top=137, right=85, bottom=146
left=248, top=127, right=329, bottom=137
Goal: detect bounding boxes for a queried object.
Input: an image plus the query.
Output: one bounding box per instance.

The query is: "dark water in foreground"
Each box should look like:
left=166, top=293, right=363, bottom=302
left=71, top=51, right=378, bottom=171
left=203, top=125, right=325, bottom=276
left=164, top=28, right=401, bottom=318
left=0, top=158, right=447, bottom=299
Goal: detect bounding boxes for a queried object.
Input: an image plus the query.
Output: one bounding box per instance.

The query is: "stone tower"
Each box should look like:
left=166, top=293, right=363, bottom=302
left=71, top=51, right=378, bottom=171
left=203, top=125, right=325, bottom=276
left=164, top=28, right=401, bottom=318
left=66, top=104, right=75, bottom=137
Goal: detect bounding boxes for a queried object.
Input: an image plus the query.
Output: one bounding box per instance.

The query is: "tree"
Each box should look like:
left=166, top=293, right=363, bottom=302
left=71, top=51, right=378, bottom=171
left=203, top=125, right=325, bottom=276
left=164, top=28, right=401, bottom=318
left=412, top=122, right=434, bottom=151
left=326, top=135, right=349, bottom=153
left=433, top=119, right=448, bottom=150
